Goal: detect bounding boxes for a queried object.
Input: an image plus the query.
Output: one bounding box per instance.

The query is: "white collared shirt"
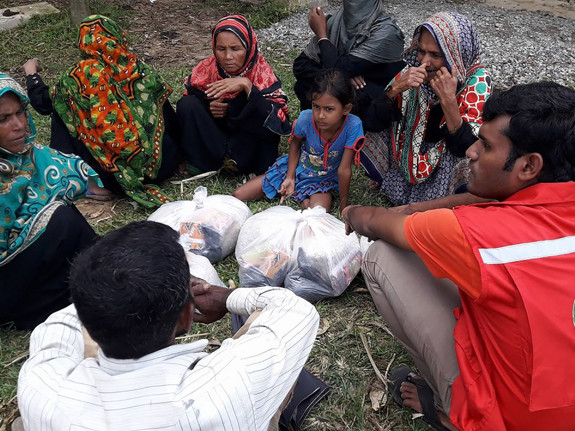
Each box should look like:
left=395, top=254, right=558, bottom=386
left=18, top=287, right=319, bottom=431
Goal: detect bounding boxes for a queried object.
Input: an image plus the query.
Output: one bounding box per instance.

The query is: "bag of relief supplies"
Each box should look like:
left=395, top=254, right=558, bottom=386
left=185, top=251, right=225, bottom=287
left=235, top=206, right=301, bottom=287
left=148, top=186, right=252, bottom=263
left=284, top=206, right=362, bottom=303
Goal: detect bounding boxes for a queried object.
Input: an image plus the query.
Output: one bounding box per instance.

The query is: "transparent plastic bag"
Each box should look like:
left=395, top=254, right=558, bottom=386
left=284, top=207, right=362, bottom=302
left=148, top=186, right=252, bottom=263
left=236, top=206, right=301, bottom=287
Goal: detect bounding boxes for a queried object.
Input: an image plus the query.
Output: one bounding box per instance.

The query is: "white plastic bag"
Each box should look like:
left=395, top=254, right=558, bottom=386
left=148, top=186, right=252, bottom=263
left=235, top=206, right=301, bottom=287
left=284, top=207, right=362, bottom=302
left=185, top=251, right=225, bottom=287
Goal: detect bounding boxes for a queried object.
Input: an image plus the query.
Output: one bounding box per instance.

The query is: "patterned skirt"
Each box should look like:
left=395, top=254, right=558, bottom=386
left=262, top=154, right=339, bottom=203
left=360, top=131, right=470, bottom=206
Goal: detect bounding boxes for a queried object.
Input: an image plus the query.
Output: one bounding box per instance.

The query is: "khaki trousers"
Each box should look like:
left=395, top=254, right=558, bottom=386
left=362, top=240, right=461, bottom=413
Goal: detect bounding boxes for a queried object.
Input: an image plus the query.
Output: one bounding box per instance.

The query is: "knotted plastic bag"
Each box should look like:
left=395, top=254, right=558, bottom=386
left=148, top=186, right=252, bottom=263
left=284, top=206, right=362, bottom=302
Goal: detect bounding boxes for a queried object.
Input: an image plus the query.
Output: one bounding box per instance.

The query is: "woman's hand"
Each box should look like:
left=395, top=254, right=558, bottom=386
left=350, top=76, right=366, bottom=91
left=430, top=66, right=458, bottom=104
left=209, top=98, right=228, bottom=118
left=205, top=77, right=252, bottom=99
left=308, top=6, right=328, bottom=39
left=23, top=58, right=41, bottom=76
left=387, top=63, right=428, bottom=99
left=279, top=177, right=295, bottom=204
left=430, top=67, right=462, bottom=133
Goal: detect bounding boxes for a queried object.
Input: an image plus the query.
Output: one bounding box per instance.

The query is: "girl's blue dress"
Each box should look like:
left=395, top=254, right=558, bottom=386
left=262, top=110, right=364, bottom=202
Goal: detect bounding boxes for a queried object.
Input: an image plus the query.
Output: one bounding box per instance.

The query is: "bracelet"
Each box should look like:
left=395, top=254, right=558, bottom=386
left=317, top=37, right=330, bottom=43
left=448, top=119, right=463, bottom=134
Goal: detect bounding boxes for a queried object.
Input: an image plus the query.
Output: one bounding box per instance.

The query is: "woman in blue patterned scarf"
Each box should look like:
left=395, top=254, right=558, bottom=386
left=0, top=73, right=98, bottom=330
left=360, top=11, right=492, bottom=210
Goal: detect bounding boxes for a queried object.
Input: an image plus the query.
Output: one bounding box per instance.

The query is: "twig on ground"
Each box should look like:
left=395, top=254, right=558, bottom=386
left=3, top=353, right=28, bottom=368
left=360, top=332, right=388, bottom=386
left=367, top=320, right=395, bottom=338
left=95, top=215, right=113, bottom=224
left=170, top=170, right=218, bottom=195
left=176, top=332, right=210, bottom=342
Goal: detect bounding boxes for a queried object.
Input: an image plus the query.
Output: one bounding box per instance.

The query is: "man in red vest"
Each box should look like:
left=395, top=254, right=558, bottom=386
left=343, top=82, right=575, bottom=431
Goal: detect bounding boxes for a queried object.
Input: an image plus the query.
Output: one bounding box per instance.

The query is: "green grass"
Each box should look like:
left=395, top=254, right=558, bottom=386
left=0, top=3, right=431, bottom=430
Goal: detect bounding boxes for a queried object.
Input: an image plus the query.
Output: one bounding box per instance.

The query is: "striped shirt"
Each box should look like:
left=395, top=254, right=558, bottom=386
left=18, top=287, right=319, bottom=431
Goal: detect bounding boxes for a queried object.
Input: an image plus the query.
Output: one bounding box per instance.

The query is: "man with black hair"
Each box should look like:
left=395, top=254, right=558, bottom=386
left=343, top=82, right=575, bottom=430
left=17, top=221, right=319, bottom=430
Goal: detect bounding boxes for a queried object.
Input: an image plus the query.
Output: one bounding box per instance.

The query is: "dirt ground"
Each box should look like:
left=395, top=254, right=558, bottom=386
left=3, top=0, right=226, bottom=66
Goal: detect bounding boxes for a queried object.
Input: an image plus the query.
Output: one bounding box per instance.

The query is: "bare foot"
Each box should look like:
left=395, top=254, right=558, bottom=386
left=367, top=179, right=381, bottom=191
left=400, top=377, right=459, bottom=431
left=400, top=380, right=422, bottom=412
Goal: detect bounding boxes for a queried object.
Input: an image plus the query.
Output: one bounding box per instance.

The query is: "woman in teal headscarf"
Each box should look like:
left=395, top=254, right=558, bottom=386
left=0, top=73, right=98, bottom=330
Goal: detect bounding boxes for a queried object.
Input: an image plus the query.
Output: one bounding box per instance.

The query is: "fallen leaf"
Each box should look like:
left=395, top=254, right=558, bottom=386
left=369, top=380, right=387, bottom=411
left=316, top=318, right=330, bottom=336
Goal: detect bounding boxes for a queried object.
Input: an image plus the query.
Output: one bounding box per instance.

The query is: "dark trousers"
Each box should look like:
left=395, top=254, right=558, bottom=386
left=177, top=94, right=279, bottom=175
left=0, top=205, right=97, bottom=330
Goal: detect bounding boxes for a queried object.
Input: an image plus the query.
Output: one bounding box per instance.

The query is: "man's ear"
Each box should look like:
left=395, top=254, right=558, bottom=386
left=517, top=153, right=544, bottom=182
left=343, top=103, right=353, bottom=115
left=175, top=302, right=195, bottom=336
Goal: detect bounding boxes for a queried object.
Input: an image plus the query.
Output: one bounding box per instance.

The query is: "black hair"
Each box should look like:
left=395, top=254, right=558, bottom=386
left=483, top=82, right=575, bottom=182
left=309, top=69, right=355, bottom=107
left=69, top=221, right=191, bottom=359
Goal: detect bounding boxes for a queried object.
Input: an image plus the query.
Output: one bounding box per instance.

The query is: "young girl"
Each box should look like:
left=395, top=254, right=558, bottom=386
left=233, top=69, right=364, bottom=212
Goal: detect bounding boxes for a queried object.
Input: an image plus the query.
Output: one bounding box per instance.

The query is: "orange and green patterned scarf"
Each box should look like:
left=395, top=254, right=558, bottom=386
left=52, top=15, right=172, bottom=207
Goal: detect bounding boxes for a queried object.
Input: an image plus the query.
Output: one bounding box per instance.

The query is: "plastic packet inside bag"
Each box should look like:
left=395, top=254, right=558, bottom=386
left=149, top=186, right=252, bottom=263
left=236, top=206, right=301, bottom=287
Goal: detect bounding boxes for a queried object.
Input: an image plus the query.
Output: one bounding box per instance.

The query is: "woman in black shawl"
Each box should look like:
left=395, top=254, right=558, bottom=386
left=293, top=0, right=405, bottom=119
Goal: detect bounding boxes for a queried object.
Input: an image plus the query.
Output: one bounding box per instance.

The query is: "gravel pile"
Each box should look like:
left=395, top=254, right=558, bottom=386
left=257, top=0, right=575, bottom=89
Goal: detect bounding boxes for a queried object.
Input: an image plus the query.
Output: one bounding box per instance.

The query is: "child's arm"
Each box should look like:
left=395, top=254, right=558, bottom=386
left=279, top=136, right=304, bottom=204
left=337, top=148, right=355, bottom=213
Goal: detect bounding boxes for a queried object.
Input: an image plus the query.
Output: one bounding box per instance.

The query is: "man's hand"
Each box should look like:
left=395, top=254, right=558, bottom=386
left=209, top=98, right=228, bottom=118
left=342, top=205, right=361, bottom=235
left=308, top=6, right=328, bottom=39
left=190, top=278, right=233, bottom=324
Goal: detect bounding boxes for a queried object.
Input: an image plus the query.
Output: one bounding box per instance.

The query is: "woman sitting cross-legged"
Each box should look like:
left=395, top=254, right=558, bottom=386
left=0, top=73, right=99, bottom=330
left=24, top=15, right=183, bottom=207
left=176, top=15, right=291, bottom=176
left=361, top=11, right=493, bottom=212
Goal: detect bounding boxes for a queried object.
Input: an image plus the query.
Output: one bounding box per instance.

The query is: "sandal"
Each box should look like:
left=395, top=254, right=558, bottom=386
left=388, top=366, right=450, bottom=431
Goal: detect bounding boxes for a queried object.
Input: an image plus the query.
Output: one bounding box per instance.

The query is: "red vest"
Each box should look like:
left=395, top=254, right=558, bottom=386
left=451, top=182, right=575, bottom=430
